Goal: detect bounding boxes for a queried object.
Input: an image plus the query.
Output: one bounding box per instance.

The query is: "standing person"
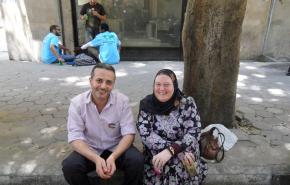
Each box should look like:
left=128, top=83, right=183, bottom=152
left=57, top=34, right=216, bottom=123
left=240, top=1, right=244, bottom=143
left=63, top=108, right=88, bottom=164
left=137, top=69, right=207, bottom=185
left=62, top=63, right=144, bottom=185
left=80, top=0, right=106, bottom=42
left=41, top=25, right=75, bottom=64
left=81, top=23, right=121, bottom=65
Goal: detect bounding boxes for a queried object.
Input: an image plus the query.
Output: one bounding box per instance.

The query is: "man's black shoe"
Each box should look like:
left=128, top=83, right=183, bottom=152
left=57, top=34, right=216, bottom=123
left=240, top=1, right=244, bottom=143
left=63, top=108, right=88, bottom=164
left=286, top=72, right=290, bottom=76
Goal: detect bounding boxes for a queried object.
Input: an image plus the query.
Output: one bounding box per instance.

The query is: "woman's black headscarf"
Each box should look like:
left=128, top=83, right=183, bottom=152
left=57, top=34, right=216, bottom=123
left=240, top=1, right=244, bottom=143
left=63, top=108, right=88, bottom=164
left=139, top=69, right=183, bottom=115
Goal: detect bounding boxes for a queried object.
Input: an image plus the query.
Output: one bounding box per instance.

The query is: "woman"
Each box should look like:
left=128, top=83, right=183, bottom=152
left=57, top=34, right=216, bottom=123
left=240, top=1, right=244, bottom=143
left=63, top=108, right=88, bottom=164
left=137, top=69, right=207, bottom=185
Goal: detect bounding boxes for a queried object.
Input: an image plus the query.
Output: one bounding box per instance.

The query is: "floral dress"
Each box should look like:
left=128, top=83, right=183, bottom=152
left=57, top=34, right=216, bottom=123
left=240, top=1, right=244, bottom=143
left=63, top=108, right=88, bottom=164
left=137, top=96, right=207, bottom=185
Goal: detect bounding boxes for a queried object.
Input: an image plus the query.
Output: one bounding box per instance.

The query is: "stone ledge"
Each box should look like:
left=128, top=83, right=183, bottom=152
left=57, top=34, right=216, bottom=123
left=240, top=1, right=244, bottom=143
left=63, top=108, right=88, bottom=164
left=0, top=174, right=274, bottom=185
left=0, top=175, right=66, bottom=185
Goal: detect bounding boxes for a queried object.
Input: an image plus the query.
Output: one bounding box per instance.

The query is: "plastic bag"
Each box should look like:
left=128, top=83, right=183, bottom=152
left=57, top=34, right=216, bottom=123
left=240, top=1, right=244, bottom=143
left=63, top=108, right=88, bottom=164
left=201, top=124, right=238, bottom=151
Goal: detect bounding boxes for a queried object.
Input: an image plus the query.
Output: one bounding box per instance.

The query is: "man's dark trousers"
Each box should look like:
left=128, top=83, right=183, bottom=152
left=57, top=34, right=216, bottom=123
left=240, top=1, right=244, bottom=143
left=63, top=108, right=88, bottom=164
left=287, top=66, right=290, bottom=76
left=62, top=146, right=144, bottom=185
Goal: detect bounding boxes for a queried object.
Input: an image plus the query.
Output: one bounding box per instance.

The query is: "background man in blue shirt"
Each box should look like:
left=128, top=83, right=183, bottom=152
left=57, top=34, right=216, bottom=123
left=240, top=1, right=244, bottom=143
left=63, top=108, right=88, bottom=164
left=81, top=23, right=121, bottom=65
left=41, top=25, right=75, bottom=64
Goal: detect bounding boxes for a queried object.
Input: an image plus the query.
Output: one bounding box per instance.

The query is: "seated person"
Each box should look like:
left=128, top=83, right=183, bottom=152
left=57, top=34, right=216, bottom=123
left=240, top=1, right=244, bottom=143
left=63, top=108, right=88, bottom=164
left=137, top=69, right=207, bottom=185
left=81, top=23, right=121, bottom=65
left=62, top=63, right=144, bottom=185
left=41, top=25, right=75, bottom=64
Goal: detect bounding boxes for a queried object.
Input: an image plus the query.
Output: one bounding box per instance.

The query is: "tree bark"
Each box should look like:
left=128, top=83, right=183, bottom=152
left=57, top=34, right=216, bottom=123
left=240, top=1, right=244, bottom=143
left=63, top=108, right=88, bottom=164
left=182, top=0, right=247, bottom=128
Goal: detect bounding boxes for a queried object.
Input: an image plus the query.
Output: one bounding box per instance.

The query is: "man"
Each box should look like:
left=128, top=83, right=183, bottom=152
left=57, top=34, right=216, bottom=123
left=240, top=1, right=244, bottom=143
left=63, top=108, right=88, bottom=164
left=41, top=25, right=75, bottom=64
left=80, top=0, right=106, bottom=42
left=62, top=64, right=143, bottom=185
left=81, top=23, right=121, bottom=65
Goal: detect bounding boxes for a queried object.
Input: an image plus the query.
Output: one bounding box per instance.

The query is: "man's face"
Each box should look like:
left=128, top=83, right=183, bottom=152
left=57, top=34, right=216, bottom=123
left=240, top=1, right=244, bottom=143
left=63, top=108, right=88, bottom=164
left=54, top=27, right=61, bottom=36
left=90, top=0, right=97, bottom=5
left=90, top=68, right=115, bottom=102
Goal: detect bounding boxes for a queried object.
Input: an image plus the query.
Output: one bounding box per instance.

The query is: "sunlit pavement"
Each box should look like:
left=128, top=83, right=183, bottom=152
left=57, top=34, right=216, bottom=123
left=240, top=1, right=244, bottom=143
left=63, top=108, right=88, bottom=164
left=0, top=53, right=290, bottom=184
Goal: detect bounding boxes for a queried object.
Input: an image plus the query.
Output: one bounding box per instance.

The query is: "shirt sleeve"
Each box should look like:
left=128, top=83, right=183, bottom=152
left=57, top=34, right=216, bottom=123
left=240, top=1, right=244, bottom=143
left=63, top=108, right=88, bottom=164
left=81, top=41, right=93, bottom=50
left=99, top=4, right=106, bottom=15
left=50, top=36, right=59, bottom=47
left=90, top=34, right=103, bottom=47
left=119, top=97, right=136, bottom=135
left=176, top=97, right=202, bottom=153
left=80, top=4, right=87, bottom=15
left=113, top=33, right=121, bottom=47
left=67, top=101, right=86, bottom=143
left=137, top=110, right=171, bottom=153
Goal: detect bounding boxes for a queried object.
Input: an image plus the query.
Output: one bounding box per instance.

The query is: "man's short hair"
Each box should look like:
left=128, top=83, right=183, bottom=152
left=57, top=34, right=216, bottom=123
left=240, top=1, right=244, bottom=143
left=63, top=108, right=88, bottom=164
left=50, top=25, right=59, bottom=32
left=100, top=23, right=109, bottom=32
left=90, top=63, right=116, bottom=79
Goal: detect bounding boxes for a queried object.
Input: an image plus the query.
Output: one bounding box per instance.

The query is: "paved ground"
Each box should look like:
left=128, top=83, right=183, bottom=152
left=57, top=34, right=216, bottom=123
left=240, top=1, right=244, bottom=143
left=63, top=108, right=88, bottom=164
left=0, top=52, right=290, bottom=185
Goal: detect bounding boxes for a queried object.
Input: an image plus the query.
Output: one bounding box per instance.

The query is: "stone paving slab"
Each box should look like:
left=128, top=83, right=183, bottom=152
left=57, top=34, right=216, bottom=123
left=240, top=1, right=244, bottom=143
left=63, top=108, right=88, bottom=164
left=0, top=54, right=290, bottom=185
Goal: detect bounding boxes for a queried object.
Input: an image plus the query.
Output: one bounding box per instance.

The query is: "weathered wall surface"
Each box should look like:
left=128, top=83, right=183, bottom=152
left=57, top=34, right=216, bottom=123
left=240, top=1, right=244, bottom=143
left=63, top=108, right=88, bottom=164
left=1, top=0, right=60, bottom=61
left=61, top=0, right=74, bottom=53
left=263, top=0, right=290, bottom=60
left=239, top=0, right=271, bottom=59
left=1, top=0, right=73, bottom=62
left=0, top=6, right=7, bottom=52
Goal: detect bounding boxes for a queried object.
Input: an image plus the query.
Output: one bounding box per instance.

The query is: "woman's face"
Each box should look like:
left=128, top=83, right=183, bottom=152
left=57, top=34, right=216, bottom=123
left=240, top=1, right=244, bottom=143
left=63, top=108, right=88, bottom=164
left=154, top=74, right=174, bottom=102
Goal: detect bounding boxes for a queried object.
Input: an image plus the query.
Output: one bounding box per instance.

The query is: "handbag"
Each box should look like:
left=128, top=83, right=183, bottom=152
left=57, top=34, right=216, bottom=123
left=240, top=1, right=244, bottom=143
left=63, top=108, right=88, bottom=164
left=200, top=127, right=225, bottom=162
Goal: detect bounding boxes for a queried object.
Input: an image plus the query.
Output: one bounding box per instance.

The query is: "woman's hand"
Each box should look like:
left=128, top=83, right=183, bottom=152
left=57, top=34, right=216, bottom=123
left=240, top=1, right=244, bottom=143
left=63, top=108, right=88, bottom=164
left=183, top=152, right=195, bottom=165
left=181, top=152, right=197, bottom=176
left=152, top=149, right=172, bottom=170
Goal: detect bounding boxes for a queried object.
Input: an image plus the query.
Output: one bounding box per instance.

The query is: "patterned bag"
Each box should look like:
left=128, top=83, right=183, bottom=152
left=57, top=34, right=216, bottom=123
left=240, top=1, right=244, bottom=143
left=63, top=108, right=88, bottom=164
left=74, top=53, right=97, bottom=66
left=200, top=127, right=225, bottom=162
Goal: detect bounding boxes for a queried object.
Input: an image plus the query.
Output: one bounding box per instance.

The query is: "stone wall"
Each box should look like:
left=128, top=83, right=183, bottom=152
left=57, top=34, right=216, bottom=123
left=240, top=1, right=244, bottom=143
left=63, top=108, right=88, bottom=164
left=0, top=6, right=7, bottom=52
left=240, top=0, right=290, bottom=60
left=0, top=0, right=73, bottom=62
left=240, top=0, right=271, bottom=59
left=61, top=0, right=74, bottom=54
left=263, top=0, right=290, bottom=60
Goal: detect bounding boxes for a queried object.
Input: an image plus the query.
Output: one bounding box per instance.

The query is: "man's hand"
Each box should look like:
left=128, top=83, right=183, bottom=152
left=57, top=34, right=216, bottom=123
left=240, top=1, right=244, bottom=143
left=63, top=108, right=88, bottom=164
left=152, top=149, right=172, bottom=170
left=70, top=140, right=113, bottom=179
left=92, top=10, right=100, bottom=17
left=66, top=49, right=72, bottom=55
left=80, top=14, right=87, bottom=20
left=91, top=10, right=106, bottom=21
left=106, top=154, right=117, bottom=176
left=83, top=14, right=88, bottom=20
left=95, top=157, right=112, bottom=179
left=81, top=45, right=87, bottom=50
left=81, top=42, right=93, bottom=50
left=57, top=57, right=65, bottom=62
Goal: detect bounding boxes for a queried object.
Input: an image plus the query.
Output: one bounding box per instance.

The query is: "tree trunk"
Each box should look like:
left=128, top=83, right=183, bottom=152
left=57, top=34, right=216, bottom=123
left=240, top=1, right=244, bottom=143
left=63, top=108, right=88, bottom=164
left=182, top=0, right=247, bottom=128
